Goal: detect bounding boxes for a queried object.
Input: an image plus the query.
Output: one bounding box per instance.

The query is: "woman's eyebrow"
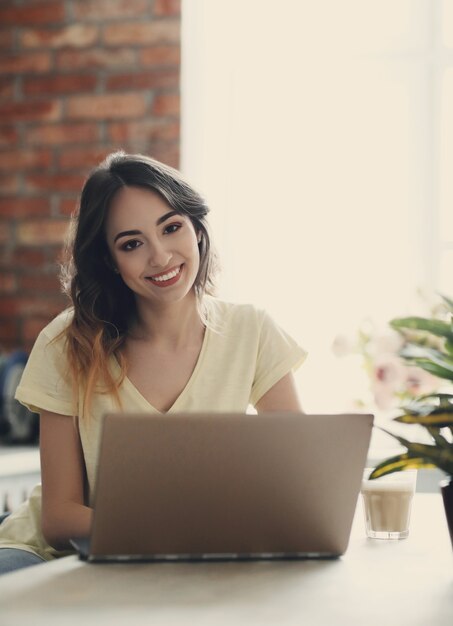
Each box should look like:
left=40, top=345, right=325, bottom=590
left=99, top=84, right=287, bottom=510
left=113, top=212, right=179, bottom=243
left=114, top=229, right=141, bottom=243
left=156, top=210, right=179, bottom=225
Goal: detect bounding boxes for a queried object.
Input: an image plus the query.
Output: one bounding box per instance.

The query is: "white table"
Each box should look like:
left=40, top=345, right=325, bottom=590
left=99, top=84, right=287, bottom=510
left=0, top=494, right=451, bottom=626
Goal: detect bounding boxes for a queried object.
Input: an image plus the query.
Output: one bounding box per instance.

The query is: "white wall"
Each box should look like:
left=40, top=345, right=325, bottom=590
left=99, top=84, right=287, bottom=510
left=181, top=1, right=449, bottom=426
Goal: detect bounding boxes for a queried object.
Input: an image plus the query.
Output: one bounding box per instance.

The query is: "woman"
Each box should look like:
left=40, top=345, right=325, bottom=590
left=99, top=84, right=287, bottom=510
left=0, top=152, right=306, bottom=574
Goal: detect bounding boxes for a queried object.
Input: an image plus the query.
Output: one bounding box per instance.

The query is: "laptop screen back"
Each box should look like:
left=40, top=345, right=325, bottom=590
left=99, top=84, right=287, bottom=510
left=88, top=412, right=373, bottom=560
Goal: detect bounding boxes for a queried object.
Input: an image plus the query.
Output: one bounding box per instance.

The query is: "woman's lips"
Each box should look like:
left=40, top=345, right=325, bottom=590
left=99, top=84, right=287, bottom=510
left=146, top=264, right=183, bottom=288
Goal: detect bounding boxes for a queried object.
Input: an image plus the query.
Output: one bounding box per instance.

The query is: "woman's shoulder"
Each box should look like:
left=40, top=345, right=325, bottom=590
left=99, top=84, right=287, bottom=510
left=38, top=308, right=74, bottom=342
left=204, top=296, right=265, bottom=327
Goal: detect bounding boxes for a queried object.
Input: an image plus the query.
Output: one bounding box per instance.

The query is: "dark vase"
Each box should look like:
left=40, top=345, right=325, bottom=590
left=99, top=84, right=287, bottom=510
left=440, top=478, right=453, bottom=549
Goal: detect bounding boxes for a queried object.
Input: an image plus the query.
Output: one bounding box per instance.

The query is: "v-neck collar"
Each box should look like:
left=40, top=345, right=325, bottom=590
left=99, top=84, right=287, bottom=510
left=112, top=323, right=211, bottom=414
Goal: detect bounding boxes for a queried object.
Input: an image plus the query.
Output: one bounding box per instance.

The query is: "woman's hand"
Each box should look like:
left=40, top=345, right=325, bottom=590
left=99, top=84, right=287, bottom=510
left=40, top=410, right=93, bottom=550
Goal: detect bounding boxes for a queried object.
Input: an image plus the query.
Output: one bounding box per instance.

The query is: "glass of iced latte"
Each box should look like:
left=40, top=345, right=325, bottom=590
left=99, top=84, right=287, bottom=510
left=361, top=468, right=417, bottom=539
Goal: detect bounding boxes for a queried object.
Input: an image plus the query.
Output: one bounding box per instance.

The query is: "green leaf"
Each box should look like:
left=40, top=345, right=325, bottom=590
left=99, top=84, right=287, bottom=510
left=426, top=426, right=451, bottom=448
left=400, top=343, right=453, bottom=369
left=369, top=453, right=436, bottom=479
left=395, top=413, right=453, bottom=427
left=400, top=443, right=453, bottom=474
left=440, top=294, right=453, bottom=312
left=416, top=392, right=453, bottom=403
left=410, top=360, right=453, bottom=381
left=390, top=317, right=453, bottom=342
left=400, top=397, right=453, bottom=416
left=376, top=427, right=453, bottom=474
left=397, top=344, right=453, bottom=380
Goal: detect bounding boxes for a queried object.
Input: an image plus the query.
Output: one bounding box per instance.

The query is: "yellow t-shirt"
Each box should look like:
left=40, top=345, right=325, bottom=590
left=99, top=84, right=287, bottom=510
left=0, top=297, right=307, bottom=560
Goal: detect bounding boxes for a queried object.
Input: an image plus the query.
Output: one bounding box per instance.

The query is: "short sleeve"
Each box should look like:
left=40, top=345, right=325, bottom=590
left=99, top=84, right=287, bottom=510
left=250, top=310, right=307, bottom=405
left=15, top=322, right=75, bottom=416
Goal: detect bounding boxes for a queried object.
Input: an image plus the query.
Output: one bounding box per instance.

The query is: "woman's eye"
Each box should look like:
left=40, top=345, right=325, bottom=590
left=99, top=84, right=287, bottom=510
left=164, top=222, right=182, bottom=235
left=120, top=239, right=142, bottom=251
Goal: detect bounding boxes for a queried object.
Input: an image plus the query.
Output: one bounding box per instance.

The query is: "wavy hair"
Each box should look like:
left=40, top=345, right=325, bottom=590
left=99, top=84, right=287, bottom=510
left=60, top=151, right=217, bottom=417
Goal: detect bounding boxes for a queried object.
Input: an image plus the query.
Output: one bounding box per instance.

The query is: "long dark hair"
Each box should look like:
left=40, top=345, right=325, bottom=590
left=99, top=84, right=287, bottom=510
left=60, top=151, right=217, bottom=416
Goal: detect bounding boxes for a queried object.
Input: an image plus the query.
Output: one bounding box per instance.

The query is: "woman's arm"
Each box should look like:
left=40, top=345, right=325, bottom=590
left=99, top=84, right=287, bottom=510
left=40, top=410, right=93, bottom=550
left=255, top=371, right=303, bottom=413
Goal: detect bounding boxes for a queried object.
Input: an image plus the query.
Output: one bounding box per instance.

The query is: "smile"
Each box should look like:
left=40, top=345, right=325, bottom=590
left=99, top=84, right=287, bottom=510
left=146, top=264, right=183, bottom=287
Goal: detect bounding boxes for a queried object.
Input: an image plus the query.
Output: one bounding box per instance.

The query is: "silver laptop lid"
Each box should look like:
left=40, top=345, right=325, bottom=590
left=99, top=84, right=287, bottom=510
left=89, top=412, right=373, bottom=560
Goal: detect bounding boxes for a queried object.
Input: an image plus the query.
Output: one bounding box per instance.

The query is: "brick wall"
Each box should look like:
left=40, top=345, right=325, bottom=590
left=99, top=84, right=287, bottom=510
left=0, top=0, right=181, bottom=351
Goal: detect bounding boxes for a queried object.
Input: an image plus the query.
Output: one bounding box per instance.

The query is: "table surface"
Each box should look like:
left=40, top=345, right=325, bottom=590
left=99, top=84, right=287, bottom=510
left=0, top=493, right=451, bottom=626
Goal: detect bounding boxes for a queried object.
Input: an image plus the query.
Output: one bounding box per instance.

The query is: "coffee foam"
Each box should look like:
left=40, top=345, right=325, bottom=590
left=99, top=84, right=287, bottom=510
left=361, top=480, right=414, bottom=493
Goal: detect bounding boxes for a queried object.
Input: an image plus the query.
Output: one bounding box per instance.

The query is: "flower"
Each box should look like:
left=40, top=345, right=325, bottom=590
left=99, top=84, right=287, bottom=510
left=332, top=295, right=447, bottom=413
left=369, top=293, right=453, bottom=479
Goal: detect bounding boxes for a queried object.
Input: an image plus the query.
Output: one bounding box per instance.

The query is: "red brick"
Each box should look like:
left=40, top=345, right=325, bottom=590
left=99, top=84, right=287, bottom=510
left=57, top=197, right=79, bottom=216
left=47, top=245, right=67, bottom=266
left=0, top=52, right=51, bottom=74
left=66, top=93, right=148, bottom=120
left=154, top=0, right=181, bottom=16
left=20, top=24, right=99, bottom=49
left=57, top=146, right=112, bottom=171
left=19, top=273, right=61, bottom=292
left=0, top=101, right=61, bottom=123
left=151, top=142, right=179, bottom=168
left=0, top=150, right=52, bottom=172
left=0, top=221, right=11, bottom=243
left=106, top=68, right=179, bottom=91
left=23, top=74, right=98, bottom=96
left=0, top=30, right=13, bottom=49
left=0, top=126, right=18, bottom=147
left=140, top=45, right=180, bottom=67
left=0, top=295, right=66, bottom=318
left=152, top=92, right=179, bottom=116
left=23, top=315, right=62, bottom=343
left=17, top=219, right=69, bottom=245
left=24, top=174, right=84, bottom=193
left=56, top=48, right=136, bottom=70
left=0, top=316, right=19, bottom=347
left=27, top=122, right=99, bottom=146
left=0, top=272, right=16, bottom=293
left=0, top=2, right=65, bottom=25
left=7, top=247, right=48, bottom=268
left=0, top=78, right=14, bottom=100
left=23, top=338, right=36, bottom=352
left=22, top=316, right=50, bottom=343
left=73, top=0, right=148, bottom=20
left=0, top=175, right=19, bottom=196
left=0, top=198, right=50, bottom=218
left=103, top=20, right=180, bottom=46
left=108, top=119, right=179, bottom=143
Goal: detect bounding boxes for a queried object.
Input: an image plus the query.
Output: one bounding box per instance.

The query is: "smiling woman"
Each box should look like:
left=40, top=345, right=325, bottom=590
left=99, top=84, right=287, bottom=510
left=0, top=151, right=307, bottom=575
left=106, top=186, right=202, bottom=305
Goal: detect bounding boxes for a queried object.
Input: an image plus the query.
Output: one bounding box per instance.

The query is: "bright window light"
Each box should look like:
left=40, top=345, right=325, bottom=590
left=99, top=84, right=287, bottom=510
left=181, top=1, right=448, bottom=452
left=440, top=68, right=453, bottom=242
left=442, top=0, right=453, bottom=46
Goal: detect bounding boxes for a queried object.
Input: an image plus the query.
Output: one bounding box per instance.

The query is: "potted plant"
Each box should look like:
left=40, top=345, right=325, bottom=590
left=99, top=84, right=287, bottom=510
left=369, top=295, right=453, bottom=548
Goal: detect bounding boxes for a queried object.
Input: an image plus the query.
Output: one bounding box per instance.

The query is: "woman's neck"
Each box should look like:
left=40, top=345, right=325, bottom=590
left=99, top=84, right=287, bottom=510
left=130, top=293, right=205, bottom=350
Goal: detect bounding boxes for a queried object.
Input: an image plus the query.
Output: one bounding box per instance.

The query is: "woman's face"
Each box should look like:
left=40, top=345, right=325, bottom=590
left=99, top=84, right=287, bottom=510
left=105, top=185, right=201, bottom=308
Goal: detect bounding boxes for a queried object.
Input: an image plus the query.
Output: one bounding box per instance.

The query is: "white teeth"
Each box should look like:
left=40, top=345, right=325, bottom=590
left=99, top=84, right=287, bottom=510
left=150, top=266, right=181, bottom=282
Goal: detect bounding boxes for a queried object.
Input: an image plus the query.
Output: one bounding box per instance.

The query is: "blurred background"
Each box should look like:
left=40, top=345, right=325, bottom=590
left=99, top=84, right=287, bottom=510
left=0, top=0, right=452, bottom=469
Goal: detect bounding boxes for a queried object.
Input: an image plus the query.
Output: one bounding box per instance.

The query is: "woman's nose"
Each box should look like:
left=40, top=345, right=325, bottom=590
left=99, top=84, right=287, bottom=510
left=148, top=241, right=172, bottom=269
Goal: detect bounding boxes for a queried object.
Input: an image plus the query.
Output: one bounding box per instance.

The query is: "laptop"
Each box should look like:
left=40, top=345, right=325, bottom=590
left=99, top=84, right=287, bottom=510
left=71, top=411, right=373, bottom=562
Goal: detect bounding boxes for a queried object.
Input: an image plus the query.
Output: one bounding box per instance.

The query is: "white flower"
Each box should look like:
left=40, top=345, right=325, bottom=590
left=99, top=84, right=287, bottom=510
left=404, top=366, right=440, bottom=396
left=331, top=334, right=357, bottom=357
left=368, top=332, right=404, bottom=357
left=370, top=354, right=406, bottom=410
